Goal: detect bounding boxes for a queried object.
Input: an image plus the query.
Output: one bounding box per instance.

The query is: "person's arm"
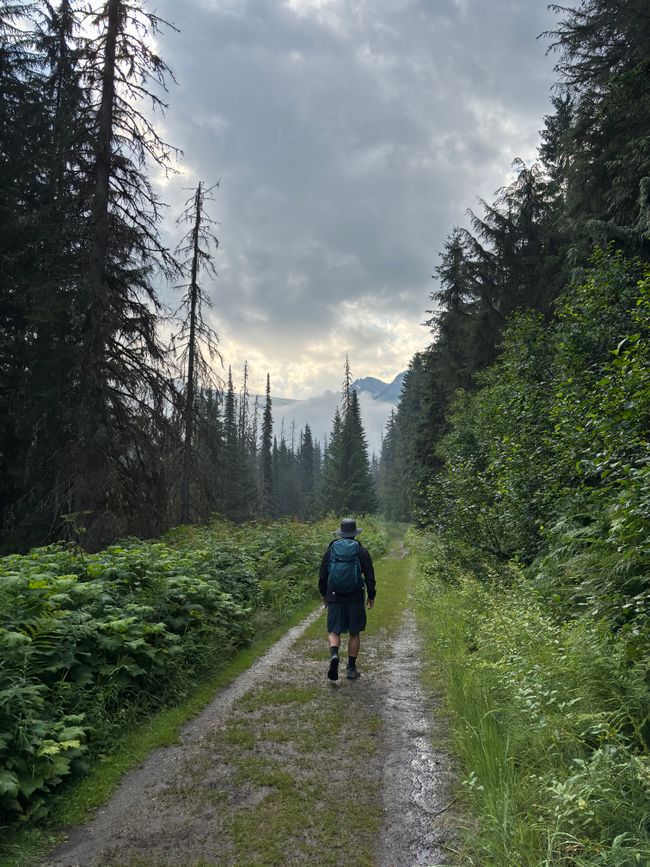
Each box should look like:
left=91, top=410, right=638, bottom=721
left=318, top=546, right=330, bottom=601
left=358, top=546, right=375, bottom=606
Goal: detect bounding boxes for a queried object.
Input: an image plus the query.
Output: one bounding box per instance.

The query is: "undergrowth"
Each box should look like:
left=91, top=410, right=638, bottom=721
left=0, top=517, right=387, bottom=830
left=412, top=529, right=650, bottom=867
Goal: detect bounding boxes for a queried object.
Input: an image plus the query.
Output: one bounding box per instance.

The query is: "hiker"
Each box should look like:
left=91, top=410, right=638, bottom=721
left=319, top=517, right=376, bottom=681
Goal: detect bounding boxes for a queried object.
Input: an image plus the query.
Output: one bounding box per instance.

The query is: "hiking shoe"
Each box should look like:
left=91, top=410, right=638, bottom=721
left=327, top=655, right=340, bottom=681
left=346, top=666, right=360, bottom=680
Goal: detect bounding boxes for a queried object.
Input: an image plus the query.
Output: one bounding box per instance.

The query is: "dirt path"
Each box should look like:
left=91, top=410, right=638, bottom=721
left=45, top=546, right=454, bottom=867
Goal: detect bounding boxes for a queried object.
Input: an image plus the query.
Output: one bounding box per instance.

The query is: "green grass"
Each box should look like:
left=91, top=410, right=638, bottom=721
left=191, top=535, right=410, bottom=867
left=412, top=531, right=650, bottom=867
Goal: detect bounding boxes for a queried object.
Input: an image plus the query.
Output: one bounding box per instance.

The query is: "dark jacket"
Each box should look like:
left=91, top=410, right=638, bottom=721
left=319, top=540, right=376, bottom=604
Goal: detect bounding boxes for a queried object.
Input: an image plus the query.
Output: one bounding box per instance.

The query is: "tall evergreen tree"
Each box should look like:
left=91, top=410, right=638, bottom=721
left=68, top=0, right=180, bottom=547
left=222, top=367, right=240, bottom=520
left=320, top=360, right=376, bottom=515
left=1, top=2, right=94, bottom=548
left=259, top=373, right=274, bottom=518
left=342, top=353, right=353, bottom=413
left=0, top=3, right=47, bottom=546
left=298, top=423, right=316, bottom=519
left=546, top=0, right=650, bottom=239
left=193, top=388, right=223, bottom=521
left=339, top=389, right=376, bottom=513
left=319, top=406, right=343, bottom=514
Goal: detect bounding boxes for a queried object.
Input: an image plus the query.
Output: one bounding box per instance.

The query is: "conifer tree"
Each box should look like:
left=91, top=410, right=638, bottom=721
left=342, top=353, right=353, bottom=413
left=273, top=429, right=300, bottom=517
left=193, top=387, right=223, bottom=520
left=313, top=439, right=322, bottom=496
left=0, top=3, right=50, bottom=546
left=546, top=0, right=650, bottom=236
left=320, top=360, right=376, bottom=515
left=259, top=373, right=274, bottom=518
left=298, top=423, right=316, bottom=519
left=1, top=1, right=94, bottom=547
left=237, top=362, right=258, bottom=519
left=319, top=406, right=343, bottom=514
left=68, top=0, right=180, bottom=546
left=222, top=367, right=240, bottom=520
left=338, top=389, right=377, bottom=514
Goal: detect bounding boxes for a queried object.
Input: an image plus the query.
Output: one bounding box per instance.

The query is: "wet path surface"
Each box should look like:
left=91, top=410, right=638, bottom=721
left=376, top=608, right=455, bottom=866
left=45, top=549, right=454, bottom=867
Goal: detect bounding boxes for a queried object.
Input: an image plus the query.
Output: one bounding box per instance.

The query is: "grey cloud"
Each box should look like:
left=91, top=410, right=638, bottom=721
left=153, top=0, right=558, bottom=394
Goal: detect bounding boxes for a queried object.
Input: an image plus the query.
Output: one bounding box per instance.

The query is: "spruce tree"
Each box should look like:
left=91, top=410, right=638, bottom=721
left=1, top=1, right=91, bottom=548
left=194, top=388, right=223, bottom=521
left=0, top=3, right=46, bottom=546
left=68, top=0, right=180, bottom=547
left=320, top=360, right=377, bottom=515
left=259, top=373, right=274, bottom=518
left=222, top=367, right=240, bottom=520
left=338, top=389, right=377, bottom=514
left=319, top=406, right=343, bottom=514
left=546, top=0, right=650, bottom=236
left=298, top=423, right=316, bottom=519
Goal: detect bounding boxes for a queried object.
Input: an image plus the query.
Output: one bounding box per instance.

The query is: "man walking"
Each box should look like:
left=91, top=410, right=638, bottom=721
left=319, top=518, right=376, bottom=681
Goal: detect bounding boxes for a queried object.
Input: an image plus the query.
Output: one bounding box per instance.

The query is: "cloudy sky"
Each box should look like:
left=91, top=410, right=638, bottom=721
left=153, top=0, right=559, bottom=400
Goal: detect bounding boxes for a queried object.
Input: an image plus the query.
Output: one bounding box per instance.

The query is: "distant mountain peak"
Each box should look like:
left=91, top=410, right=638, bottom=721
left=351, top=376, right=387, bottom=397
left=352, top=371, right=406, bottom=403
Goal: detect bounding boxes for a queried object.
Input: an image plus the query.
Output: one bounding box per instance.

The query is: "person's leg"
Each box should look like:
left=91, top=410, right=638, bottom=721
left=327, top=630, right=341, bottom=681
left=346, top=632, right=361, bottom=678
left=347, top=633, right=360, bottom=657
left=327, top=634, right=340, bottom=680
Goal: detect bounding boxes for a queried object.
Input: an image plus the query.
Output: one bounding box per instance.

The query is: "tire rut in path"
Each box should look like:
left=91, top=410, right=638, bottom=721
left=45, top=555, right=454, bottom=867
left=376, top=607, right=455, bottom=866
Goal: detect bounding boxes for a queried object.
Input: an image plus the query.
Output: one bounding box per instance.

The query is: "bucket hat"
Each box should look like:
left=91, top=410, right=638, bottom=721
left=335, top=518, right=362, bottom=538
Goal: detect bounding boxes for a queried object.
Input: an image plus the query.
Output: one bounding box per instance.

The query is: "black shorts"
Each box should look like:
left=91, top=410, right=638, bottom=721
left=327, top=601, right=367, bottom=635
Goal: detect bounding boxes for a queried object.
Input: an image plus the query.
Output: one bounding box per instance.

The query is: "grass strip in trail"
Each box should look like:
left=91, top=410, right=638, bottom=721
left=171, top=541, right=412, bottom=867
left=40, top=538, right=412, bottom=867
left=0, top=599, right=321, bottom=867
left=411, top=529, right=650, bottom=867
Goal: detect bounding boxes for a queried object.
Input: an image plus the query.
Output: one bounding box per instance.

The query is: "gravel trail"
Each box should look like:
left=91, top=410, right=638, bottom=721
left=45, top=551, right=454, bottom=867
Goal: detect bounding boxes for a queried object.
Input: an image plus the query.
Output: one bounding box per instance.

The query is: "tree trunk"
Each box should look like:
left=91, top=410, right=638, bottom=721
left=77, top=0, right=119, bottom=521
left=180, top=182, right=202, bottom=524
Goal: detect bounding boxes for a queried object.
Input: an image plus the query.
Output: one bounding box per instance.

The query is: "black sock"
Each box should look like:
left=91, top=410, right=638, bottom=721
left=348, top=655, right=357, bottom=668
left=330, top=646, right=339, bottom=658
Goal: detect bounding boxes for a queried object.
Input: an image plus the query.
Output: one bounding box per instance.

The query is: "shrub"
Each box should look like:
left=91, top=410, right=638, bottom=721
left=0, top=518, right=332, bottom=821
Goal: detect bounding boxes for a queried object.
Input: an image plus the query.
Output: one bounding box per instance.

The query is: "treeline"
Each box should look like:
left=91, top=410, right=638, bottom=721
left=196, top=358, right=377, bottom=525
left=384, top=1, right=650, bottom=862
left=0, top=2, right=377, bottom=554
left=379, top=0, right=650, bottom=525
left=1, top=0, right=202, bottom=553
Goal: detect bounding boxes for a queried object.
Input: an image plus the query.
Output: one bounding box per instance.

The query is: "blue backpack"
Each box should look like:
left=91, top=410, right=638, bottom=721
left=328, top=539, right=364, bottom=594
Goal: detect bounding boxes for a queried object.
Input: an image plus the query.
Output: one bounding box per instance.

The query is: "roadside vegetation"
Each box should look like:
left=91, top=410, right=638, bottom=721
left=0, top=516, right=387, bottom=844
left=374, top=3, right=650, bottom=863
left=415, top=531, right=649, bottom=867
left=410, top=253, right=650, bottom=866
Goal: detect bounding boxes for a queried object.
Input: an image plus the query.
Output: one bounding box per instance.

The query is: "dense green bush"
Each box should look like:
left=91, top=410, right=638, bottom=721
left=427, top=251, right=650, bottom=623
left=0, top=518, right=333, bottom=821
